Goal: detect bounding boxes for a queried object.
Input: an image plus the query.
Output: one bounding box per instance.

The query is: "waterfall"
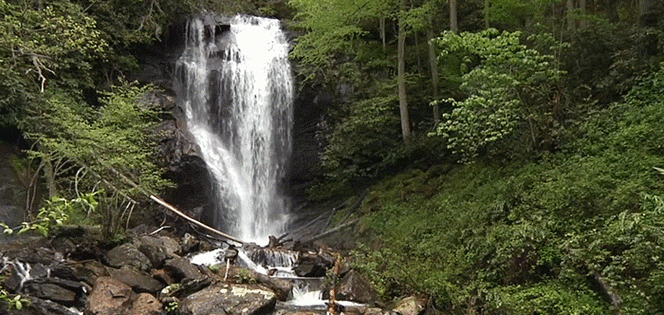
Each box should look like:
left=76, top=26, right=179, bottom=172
left=176, top=14, right=293, bottom=243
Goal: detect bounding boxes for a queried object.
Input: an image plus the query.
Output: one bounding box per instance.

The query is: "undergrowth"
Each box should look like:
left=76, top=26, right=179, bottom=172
left=351, top=66, right=664, bottom=313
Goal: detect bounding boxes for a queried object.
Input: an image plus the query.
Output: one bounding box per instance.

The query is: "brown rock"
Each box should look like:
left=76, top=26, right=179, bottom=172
left=86, top=276, right=134, bottom=315
left=127, top=293, right=163, bottom=315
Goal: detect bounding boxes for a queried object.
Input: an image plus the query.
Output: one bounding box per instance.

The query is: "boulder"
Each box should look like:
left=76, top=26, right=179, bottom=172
left=50, top=225, right=104, bottom=260
left=337, top=270, right=380, bottom=305
left=393, top=296, right=427, bottom=315
left=137, top=236, right=174, bottom=269
left=181, top=283, right=276, bottom=315
left=158, top=236, right=181, bottom=256
left=127, top=293, right=163, bottom=315
left=164, top=257, right=204, bottom=281
left=50, top=261, right=107, bottom=286
left=364, top=308, right=389, bottom=315
left=107, top=267, right=165, bottom=294
left=26, top=297, right=82, bottom=315
left=293, top=252, right=332, bottom=277
left=86, top=276, right=134, bottom=315
left=2, top=260, right=49, bottom=292
left=24, top=277, right=90, bottom=307
left=274, top=310, right=324, bottom=315
left=225, top=266, right=293, bottom=301
left=24, top=282, right=76, bottom=306
left=104, top=243, right=152, bottom=272
left=159, top=277, right=212, bottom=299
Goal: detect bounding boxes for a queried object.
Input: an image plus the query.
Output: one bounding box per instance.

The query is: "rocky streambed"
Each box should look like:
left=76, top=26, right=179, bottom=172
left=0, top=225, right=431, bottom=315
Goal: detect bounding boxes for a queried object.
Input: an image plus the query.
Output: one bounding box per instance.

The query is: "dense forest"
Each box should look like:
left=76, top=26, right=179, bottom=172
left=1, top=0, right=664, bottom=313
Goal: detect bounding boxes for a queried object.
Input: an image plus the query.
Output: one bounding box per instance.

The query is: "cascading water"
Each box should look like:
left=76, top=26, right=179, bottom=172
left=176, top=14, right=293, bottom=243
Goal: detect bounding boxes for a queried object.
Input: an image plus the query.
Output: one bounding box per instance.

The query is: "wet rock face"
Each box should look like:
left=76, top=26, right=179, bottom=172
left=0, top=143, right=29, bottom=229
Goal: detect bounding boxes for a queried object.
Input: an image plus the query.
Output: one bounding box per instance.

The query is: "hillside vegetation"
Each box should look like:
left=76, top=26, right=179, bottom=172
left=350, top=67, right=664, bottom=313
left=286, top=0, right=664, bottom=313
left=1, top=0, right=664, bottom=313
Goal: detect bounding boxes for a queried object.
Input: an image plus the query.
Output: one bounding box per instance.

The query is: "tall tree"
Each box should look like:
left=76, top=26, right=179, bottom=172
left=398, top=0, right=411, bottom=143
left=451, top=0, right=458, bottom=31
left=428, top=16, right=441, bottom=124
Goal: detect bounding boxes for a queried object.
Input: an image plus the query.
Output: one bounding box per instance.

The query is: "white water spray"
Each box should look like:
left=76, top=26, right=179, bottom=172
left=176, top=15, right=293, bottom=243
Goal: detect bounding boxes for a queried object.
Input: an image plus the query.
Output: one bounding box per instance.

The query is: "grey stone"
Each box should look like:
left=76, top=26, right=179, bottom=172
left=24, top=283, right=77, bottom=305
left=181, top=283, right=276, bottom=315
left=137, top=236, right=172, bottom=269
left=164, top=257, right=203, bottom=281
left=107, top=267, right=165, bottom=294
left=337, top=270, right=380, bottom=305
left=104, top=243, right=152, bottom=272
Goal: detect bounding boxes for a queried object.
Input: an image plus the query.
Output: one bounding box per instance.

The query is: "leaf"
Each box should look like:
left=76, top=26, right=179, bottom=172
left=653, top=166, right=664, bottom=176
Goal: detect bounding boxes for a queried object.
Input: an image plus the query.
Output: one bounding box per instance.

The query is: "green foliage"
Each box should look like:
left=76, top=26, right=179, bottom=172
left=488, top=281, right=608, bottom=314
left=18, top=191, right=100, bottom=237
left=352, top=66, right=664, bottom=312
left=0, top=290, right=29, bottom=310
left=234, top=268, right=257, bottom=284
left=24, top=82, right=171, bottom=237
left=208, top=264, right=221, bottom=273
left=165, top=300, right=179, bottom=312
left=0, top=0, right=107, bottom=126
left=320, top=93, right=401, bottom=182
left=288, top=0, right=380, bottom=82
left=565, top=22, right=663, bottom=107
left=431, top=29, right=566, bottom=161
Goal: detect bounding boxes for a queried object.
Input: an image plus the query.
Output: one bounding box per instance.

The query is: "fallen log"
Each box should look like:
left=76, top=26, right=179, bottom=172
left=149, top=195, right=244, bottom=245
left=304, top=218, right=360, bottom=243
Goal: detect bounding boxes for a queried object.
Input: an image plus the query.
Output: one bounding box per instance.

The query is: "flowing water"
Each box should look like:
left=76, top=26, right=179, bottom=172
left=177, top=14, right=364, bottom=310
left=175, top=14, right=293, bottom=243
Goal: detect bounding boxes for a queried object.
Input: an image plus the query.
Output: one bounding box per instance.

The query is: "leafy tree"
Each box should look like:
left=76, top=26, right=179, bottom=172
left=431, top=29, right=566, bottom=160
left=24, top=83, right=171, bottom=236
left=0, top=0, right=107, bottom=126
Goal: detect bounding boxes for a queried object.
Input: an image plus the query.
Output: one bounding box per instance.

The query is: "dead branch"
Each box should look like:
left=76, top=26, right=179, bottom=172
left=304, top=218, right=360, bottom=243
left=149, top=195, right=244, bottom=244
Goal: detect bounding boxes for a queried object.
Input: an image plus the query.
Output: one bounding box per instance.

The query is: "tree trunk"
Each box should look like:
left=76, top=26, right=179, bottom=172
left=398, top=0, right=411, bottom=143
left=579, top=0, right=587, bottom=28
left=606, top=0, right=619, bottom=23
left=567, top=0, right=575, bottom=31
left=380, top=16, right=386, bottom=53
left=450, top=0, right=458, bottom=32
left=43, top=159, right=57, bottom=198
left=427, top=21, right=440, bottom=124
left=484, top=0, right=489, bottom=29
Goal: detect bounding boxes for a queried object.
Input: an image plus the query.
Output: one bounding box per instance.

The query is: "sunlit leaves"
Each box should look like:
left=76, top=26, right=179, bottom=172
left=431, top=29, right=565, bottom=160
